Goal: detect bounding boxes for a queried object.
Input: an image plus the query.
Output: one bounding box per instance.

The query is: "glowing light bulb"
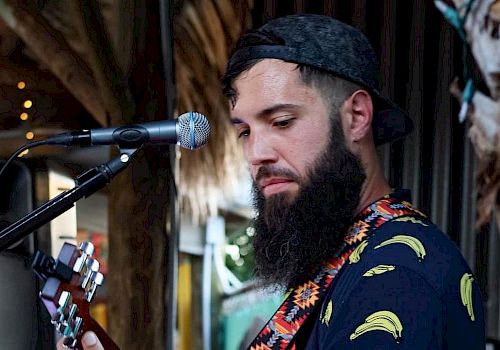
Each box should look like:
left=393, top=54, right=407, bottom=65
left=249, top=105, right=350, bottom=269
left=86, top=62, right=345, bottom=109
left=25, top=131, right=34, bottom=140
left=20, top=112, right=29, bottom=121
left=17, top=81, right=26, bottom=89
left=23, top=100, right=32, bottom=108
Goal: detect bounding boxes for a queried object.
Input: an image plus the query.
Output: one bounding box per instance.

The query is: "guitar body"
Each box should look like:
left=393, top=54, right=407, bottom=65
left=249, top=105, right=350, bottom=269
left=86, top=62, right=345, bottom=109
left=35, top=242, right=119, bottom=350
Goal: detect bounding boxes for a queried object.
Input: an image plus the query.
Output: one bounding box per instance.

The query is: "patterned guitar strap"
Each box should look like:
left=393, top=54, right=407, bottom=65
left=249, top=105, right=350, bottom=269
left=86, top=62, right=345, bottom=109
left=248, top=194, right=427, bottom=350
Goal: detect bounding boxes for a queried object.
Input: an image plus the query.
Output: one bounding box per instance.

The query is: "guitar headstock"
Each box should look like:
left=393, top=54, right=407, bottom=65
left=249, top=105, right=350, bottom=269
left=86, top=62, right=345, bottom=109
left=33, top=242, right=119, bottom=349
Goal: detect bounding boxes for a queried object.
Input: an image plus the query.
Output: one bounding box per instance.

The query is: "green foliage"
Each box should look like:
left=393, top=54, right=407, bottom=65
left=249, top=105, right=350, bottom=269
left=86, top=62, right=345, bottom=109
left=225, top=224, right=256, bottom=282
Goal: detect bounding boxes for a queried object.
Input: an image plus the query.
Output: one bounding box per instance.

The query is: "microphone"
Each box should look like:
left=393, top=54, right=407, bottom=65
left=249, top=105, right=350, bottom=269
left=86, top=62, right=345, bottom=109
left=44, top=112, right=210, bottom=150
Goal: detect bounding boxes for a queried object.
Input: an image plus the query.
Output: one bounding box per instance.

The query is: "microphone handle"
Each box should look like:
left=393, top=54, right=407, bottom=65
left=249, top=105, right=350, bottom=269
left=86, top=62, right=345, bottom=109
left=45, top=131, right=91, bottom=146
left=45, top=120, right=179, bottom=148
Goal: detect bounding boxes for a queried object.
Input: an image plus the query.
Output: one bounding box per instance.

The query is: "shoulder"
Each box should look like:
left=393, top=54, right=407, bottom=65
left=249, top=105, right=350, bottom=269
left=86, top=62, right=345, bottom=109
left=311, top=217, right=485, bottom=348
left=347, top=217, right=472, bottom=297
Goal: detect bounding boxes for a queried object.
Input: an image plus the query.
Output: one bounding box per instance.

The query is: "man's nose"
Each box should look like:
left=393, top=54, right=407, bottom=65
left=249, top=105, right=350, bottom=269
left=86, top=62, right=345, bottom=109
left=245, top=133, right=279, bottom=166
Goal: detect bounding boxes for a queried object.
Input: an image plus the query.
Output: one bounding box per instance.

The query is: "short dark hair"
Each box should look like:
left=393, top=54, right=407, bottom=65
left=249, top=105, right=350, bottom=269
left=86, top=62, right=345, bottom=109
left=222, top=30, right=363, bottom=116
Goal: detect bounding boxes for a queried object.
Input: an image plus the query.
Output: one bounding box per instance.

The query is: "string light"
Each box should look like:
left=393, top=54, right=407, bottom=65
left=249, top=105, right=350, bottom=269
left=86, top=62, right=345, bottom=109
left=17, top=79, right=33, bottom=147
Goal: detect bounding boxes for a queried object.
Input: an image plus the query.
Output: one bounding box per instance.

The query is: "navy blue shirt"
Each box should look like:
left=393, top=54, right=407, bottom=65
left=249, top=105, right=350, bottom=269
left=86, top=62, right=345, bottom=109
left=304, top=194, right=485, bottom=349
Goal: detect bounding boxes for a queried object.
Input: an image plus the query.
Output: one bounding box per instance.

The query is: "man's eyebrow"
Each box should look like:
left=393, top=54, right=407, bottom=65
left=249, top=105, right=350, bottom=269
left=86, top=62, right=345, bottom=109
left=231, top=103, right=300, bottom=125
left=258, top=103, right=299, bottom=118
left=231, top=117, right=244, bottom=125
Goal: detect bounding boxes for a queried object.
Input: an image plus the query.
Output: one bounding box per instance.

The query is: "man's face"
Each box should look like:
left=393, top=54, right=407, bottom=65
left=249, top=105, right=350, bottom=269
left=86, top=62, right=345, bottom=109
left=230, top=59, right=365, bottom=289
left=230, top=59, right=332, bottom=202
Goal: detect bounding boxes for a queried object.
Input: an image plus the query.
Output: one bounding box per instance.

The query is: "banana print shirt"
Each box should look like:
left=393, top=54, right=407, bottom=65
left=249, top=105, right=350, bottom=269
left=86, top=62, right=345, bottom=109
left=303, top=190, right=485, bottom=349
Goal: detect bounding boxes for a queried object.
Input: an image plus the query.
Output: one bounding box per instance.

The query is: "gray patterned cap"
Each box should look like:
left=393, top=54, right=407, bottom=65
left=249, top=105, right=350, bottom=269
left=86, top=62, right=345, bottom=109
left=229, top=14, right=413, bottom=145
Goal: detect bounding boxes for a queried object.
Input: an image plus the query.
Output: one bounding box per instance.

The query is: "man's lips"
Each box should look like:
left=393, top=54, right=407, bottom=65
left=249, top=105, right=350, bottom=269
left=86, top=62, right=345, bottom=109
left=259, top=178, right=295, bottom=195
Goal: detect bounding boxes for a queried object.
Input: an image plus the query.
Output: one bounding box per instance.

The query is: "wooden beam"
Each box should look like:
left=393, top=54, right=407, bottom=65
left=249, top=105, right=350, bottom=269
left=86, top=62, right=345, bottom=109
left=0, top=56, right=65, bottom=93
left=0, top=19, right=18, bottom=56
left=69, top=1, right=135, bottom=124
left=0, top=0, right=108, bottom=126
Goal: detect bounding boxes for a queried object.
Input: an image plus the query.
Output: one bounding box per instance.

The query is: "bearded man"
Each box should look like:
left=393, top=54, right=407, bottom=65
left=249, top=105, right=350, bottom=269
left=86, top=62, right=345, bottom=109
left=222, top=14, right=485, bottom=349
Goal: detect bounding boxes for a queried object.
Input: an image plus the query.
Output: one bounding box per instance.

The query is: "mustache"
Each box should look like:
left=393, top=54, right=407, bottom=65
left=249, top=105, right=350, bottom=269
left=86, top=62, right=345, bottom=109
left=255, top=165, right=301, bottom=185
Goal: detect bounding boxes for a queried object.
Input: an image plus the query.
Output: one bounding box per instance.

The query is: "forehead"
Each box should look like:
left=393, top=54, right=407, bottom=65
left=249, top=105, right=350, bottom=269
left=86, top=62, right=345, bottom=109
left=234, top=59, right=302, bottom=90
left=230, top=59, right=324, bottom=116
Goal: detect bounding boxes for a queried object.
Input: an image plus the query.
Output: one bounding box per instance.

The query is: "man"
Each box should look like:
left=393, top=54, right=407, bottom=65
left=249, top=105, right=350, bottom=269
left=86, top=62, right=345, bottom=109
left=60, top=14, right=484, bottom=350
left=222, top=14, right=485, bottom=350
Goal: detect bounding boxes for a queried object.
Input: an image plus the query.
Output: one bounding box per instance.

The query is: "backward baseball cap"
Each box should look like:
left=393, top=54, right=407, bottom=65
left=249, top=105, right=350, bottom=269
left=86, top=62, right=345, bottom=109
left=228, top=14, right=413, bottom=145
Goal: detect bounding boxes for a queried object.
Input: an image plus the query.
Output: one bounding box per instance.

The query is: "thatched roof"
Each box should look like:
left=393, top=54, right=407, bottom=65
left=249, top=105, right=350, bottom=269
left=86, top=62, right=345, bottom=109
left=0, top=0, right=252, bottom=220
left=174, top=0, right=252, bottom=219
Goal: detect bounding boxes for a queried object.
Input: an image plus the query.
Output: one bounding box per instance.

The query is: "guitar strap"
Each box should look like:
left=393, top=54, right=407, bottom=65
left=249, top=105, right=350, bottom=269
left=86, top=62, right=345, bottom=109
left=248, top=194, right=427, bottom=350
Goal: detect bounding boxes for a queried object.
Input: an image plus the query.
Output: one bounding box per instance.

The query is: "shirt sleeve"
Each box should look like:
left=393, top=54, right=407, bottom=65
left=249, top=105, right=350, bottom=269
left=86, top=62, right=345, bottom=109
left=318, top=265, right=444, bottom=349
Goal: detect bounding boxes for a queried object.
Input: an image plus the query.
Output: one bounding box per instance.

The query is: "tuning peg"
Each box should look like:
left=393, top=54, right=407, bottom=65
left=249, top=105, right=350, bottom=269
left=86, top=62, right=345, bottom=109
left=73, top=317, right=83, bottom=340
left=62, top=317, right=82, bottom=348
left=63, top=334, right=78, bottom=349
left=81, top=258, right=100, bottom=289
left=59, top=290, right=71, bottom=306
left=67, top=304, right=78, bottom=323
left=92, top=271, right=104, bottom=285
left=61, top=305, right=83, bottom=348
left=51, top=291, right=71, bottom=331
left=56, top=291, right=71, bottom=316
left=73, top=242, right=95, bottom=273
left=85, top=271, right=104, bottom=302
left=79, top=242, right=95, bottom=256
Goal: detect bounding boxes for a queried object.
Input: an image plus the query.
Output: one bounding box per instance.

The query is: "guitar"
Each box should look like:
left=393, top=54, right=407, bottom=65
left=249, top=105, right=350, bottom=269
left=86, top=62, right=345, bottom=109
left=32, top=242, right=119, bottom=349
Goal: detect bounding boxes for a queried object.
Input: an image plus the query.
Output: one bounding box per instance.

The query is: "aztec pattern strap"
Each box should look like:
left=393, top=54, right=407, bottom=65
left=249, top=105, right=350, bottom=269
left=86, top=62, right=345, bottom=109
left=248, top=194, right=426, bottom=350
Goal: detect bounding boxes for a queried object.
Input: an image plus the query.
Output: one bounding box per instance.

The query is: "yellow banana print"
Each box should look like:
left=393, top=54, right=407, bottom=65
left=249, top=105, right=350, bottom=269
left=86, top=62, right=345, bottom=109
left=393, top=217, right=428, bottom=226
left=350, top=310, right=403, bottom=342
left=349, top=240, right=369, bottom=264
left=363, top=265, right=396, bottom=277
left=460, top=273, right=475, bottom=321
left=321, top=300, right=333, bottom=326
left=374, top=235, right=426, bottom=262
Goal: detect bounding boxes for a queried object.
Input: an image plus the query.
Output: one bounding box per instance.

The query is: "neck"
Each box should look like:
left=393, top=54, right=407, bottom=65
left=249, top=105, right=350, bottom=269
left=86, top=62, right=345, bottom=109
left=355, top=146, right=391, bottom=214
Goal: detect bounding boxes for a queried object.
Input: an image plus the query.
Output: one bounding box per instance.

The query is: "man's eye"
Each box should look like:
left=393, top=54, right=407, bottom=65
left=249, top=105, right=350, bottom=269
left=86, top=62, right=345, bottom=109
left=274, top=118, right=294, bottom=128
left=238, top=129, right=250, bottom=138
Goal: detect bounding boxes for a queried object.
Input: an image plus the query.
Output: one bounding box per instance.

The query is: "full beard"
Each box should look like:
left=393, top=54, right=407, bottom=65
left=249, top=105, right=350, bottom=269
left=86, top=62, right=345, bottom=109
left=251, top=119, right=366, bottom=290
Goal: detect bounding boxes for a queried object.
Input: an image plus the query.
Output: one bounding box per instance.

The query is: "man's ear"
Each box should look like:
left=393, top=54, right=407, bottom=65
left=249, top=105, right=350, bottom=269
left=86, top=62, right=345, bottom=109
left=344, top=89, right=374, bottom=143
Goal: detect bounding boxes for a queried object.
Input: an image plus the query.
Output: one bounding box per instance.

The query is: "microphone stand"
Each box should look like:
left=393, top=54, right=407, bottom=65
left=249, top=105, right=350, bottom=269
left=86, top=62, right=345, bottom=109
left=0, top=148, right=138, bottom=253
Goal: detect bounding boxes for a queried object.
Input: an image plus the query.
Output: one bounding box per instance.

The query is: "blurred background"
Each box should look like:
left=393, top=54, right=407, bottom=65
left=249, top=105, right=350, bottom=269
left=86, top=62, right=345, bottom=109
left=0, top=0, right=499, bottom=349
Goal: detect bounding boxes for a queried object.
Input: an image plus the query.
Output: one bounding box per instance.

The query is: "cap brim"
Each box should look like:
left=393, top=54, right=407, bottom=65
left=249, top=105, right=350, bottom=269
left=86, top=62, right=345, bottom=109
left=372, top=92, right=413, bottom=145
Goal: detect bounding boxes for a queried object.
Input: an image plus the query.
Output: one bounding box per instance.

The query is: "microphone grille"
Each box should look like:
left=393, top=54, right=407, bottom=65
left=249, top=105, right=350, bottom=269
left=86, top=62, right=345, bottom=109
left=177, top=112, right=211, bottom=150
